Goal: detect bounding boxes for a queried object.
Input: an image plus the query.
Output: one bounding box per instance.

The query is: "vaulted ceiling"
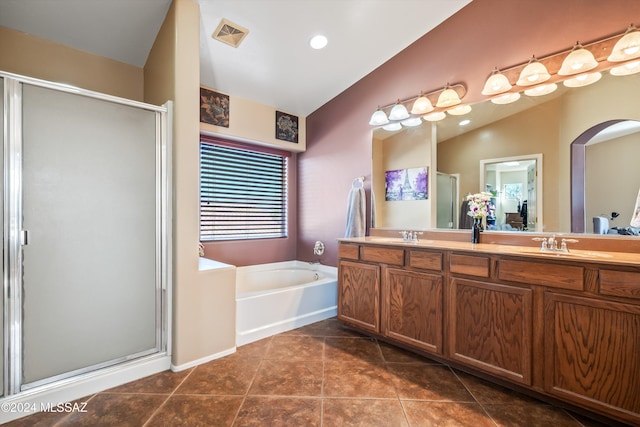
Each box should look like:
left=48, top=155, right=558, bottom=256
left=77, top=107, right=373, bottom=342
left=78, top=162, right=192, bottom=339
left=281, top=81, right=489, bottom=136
left=0, top=0, right=471, bottom=116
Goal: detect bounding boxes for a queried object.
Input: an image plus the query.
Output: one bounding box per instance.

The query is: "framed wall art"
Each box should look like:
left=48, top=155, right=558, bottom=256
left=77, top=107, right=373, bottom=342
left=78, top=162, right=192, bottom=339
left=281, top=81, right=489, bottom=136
left=200, top=87, right=229, bottom=127
left=385, top=167, right=428, bottom=201
left=275, top=111, right=298, bottom=143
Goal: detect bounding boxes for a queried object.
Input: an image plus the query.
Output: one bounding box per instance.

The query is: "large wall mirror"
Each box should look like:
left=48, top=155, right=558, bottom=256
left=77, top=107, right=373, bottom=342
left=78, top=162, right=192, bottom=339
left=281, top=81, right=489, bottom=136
left=371, top=71, right=640, bottom=234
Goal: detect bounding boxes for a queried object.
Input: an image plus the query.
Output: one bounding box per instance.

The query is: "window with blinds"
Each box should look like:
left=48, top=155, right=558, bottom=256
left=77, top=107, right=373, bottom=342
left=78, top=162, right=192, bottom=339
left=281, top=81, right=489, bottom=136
left=200, top=141, right=288, bottom=241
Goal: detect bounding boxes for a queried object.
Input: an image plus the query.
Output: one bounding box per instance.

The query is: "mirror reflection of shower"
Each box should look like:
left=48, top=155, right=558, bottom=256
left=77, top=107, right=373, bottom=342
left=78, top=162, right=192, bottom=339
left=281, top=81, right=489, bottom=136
left=436, top=172, right=459, bottom=229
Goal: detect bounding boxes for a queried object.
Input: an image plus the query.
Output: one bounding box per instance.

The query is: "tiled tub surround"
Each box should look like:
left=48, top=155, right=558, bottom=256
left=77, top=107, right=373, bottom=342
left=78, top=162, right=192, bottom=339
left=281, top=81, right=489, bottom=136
left=5, top=318, right=618, bottom=426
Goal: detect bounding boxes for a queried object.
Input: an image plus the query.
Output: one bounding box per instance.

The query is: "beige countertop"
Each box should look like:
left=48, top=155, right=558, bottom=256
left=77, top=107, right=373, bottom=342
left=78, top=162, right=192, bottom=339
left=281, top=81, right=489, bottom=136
left=338, top=236, right=640, bottom=267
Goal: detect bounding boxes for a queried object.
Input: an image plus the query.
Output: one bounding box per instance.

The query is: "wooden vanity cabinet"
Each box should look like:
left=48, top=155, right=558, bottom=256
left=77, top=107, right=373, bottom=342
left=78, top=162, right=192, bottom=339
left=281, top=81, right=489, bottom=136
left=337, top=240, right=640, bottom=425
left=383, top=268, right=443, bottom=355
left=448, top=253, right=533, bottom=385
left=337, top=260, right=380, bottom=333
left=449, top=278, right=532, bottom=385
left=544, top=292, right=640, bottom=424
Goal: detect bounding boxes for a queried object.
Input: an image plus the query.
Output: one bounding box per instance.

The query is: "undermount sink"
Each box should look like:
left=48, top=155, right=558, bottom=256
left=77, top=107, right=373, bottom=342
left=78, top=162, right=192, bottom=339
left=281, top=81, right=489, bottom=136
left=491, top=245, right=613, bottom=259
left=547, top=250, right=613, bottom=259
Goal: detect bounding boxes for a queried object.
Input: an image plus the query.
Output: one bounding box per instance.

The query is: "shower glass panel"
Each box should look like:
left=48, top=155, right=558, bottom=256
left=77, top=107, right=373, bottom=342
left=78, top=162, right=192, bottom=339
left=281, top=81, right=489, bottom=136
left=436, top=173, right=458, bottom=229
left=0, top=76, right=4, bottom=397
left=21, top=84, right=159, bottom=388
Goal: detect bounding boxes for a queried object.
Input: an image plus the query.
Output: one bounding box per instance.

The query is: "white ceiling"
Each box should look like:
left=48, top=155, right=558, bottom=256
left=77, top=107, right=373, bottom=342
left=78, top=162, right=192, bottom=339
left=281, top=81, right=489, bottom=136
left=197, top=0, right=470, bottom=116
left=0, top=0, right=470, bottom=117
left=0, top=0, right=173, bottom=67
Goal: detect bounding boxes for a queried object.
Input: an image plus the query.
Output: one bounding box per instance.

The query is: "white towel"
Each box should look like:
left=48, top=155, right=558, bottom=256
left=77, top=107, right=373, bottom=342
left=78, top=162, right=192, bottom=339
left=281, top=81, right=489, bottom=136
left=631, top=187, right=640, bottom=228
left=345, top=186, right=366, bottom=237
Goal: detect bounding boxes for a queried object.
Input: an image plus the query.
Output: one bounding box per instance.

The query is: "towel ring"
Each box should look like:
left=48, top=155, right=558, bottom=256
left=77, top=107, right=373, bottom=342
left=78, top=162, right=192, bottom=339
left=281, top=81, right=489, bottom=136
left=352, top=176, right=365, bottom=189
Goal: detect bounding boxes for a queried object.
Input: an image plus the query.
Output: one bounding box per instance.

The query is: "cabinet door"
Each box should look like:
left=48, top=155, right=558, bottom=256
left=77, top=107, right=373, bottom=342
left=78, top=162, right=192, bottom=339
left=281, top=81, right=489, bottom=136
left=338, top=261, right=380, bottom=333
left=383, top=268, right=443, bottom=355
left=449, top=278, right=532, bottom=385
left=544, top=293, right=640, bottom=425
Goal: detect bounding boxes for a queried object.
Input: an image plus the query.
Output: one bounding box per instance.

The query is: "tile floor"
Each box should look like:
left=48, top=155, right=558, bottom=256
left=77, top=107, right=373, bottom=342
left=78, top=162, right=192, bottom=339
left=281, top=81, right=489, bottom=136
left=5, top=317, right=624, bottom=426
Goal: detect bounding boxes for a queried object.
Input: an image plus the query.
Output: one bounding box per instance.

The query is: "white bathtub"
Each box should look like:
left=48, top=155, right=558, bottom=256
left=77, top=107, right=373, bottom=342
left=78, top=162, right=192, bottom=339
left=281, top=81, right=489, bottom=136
left=236, top=260, right=337, bottom=346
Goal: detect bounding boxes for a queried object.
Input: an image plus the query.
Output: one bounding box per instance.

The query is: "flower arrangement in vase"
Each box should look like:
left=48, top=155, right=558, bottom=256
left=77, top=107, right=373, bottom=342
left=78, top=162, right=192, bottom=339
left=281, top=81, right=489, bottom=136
left=467, top=192, right=493, bottom=243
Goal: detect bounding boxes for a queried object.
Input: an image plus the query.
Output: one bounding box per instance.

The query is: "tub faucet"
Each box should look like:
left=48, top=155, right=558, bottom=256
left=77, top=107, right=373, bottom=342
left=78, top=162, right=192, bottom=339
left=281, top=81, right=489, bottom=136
left=313, top=241, right=325, bottom=256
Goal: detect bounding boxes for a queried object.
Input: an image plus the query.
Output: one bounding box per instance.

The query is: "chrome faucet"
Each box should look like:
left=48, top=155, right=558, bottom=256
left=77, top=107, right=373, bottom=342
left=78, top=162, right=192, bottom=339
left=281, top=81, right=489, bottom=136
left=399, top=230, right=423, bottom=243
left=532, top=235, right=579, bottom=253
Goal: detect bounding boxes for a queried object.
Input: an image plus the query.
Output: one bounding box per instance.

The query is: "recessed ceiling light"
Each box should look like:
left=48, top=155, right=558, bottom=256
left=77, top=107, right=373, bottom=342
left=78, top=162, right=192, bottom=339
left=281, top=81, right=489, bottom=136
left=309, top=35, right=328, bottom=49
left=459, top=119, right=471, bottom=126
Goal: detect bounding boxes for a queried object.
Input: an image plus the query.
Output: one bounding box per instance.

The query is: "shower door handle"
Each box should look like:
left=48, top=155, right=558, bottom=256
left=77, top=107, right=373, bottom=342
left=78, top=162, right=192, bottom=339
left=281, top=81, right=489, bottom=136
left=20, top=229, right=29, bottom=246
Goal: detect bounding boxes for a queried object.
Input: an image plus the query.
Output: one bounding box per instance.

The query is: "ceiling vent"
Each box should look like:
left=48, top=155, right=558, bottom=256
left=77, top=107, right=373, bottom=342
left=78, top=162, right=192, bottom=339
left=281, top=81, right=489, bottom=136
left=212, top=18, right=249, bottom=48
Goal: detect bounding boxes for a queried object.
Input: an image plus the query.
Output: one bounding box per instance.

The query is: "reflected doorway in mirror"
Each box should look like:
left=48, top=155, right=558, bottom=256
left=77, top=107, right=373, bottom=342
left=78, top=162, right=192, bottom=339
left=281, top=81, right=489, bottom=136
left=480, top=154, right=542, bottom=232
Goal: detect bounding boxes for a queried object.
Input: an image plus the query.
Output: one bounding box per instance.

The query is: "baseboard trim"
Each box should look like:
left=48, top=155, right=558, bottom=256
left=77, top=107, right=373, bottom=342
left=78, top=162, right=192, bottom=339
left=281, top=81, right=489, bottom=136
left=170, top=347, right=236, bottom=372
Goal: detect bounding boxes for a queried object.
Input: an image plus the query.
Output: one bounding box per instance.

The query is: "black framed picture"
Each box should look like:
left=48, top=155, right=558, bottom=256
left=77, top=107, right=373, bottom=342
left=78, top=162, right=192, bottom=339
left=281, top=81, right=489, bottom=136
left=200, top=87, right=229, bottom=128
left=275, top=111, right=298, bottom=143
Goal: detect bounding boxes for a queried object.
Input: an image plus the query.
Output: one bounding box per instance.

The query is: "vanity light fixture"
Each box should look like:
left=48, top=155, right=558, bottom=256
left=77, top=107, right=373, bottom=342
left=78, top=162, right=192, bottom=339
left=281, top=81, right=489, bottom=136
left=479, top=25, right=640, bottom=108
left=423, top=111, right=447, bottom=122
left=516, top=56, right=551, bottom=86
left=369, top=107, right=389, bottom=126
left=558, top=42, right=598, bottom=75
left=401, top=117, right=423, bottom=127
left=446, top=104, right=472, bottom=115
left=481, top=68, right=512, bottom=96
left=608, top=24, right=640, bottom=62
left=436, top=85, right=462, bottom=108
left=388, top=100, right=410, bottom=121
left=610, top=60, right=640, bottom=76
left=410, top=93, right=434, bottom=115
left=491, top=92, right=521, bottom=105
left=563, top=71, right=602, bottom=87
left=524, top=83, right=558, bottom=97
left=382, top=122, right=402, bottom=131
left=368, top=83, right=466, bottom=128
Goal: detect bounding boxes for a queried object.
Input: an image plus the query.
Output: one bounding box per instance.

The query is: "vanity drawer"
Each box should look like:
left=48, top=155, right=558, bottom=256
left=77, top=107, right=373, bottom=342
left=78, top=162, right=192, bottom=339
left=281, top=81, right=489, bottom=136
left=360, top=246, right=404, bottom=266
left=339, top=244, right=359, bottom=260
left=498, top=259, right=583, bottom=291
left=599, top=269, right=640, bottom=300
left=450, top=254, right=490, bottom=277
left=408, top=250, right=443, bottom=271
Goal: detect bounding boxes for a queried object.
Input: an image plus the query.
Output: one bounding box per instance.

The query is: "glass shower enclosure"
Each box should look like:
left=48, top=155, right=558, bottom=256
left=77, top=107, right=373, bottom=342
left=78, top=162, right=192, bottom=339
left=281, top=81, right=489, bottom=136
left=1, top=72, right=171, bottom=404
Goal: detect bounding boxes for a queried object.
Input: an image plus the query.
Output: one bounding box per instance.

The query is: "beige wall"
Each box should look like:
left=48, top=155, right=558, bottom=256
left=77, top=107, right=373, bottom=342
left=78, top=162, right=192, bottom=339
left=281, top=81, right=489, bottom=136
left=558, top=72, right=640, bottom=231
left=438, top=100, right=560, bottom=231
left=200, top=89, right=306, bottom=152
left=0, top=26, right=143, bottom=101
left=144, top=0, right=236, bottom=368
left=372, top=125, right=433, bottom=229
left=586, top=133, right=640, bottom=231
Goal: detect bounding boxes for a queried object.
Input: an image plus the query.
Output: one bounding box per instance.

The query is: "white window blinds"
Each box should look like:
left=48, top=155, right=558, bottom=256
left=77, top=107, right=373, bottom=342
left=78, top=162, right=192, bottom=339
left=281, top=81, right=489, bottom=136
left=200, top=141, right=287, bottom=241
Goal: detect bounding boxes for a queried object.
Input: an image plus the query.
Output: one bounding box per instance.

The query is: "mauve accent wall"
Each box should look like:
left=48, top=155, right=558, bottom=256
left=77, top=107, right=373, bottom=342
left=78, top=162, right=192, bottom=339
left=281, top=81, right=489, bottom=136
left=298, top=0, right=640, bottom=267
